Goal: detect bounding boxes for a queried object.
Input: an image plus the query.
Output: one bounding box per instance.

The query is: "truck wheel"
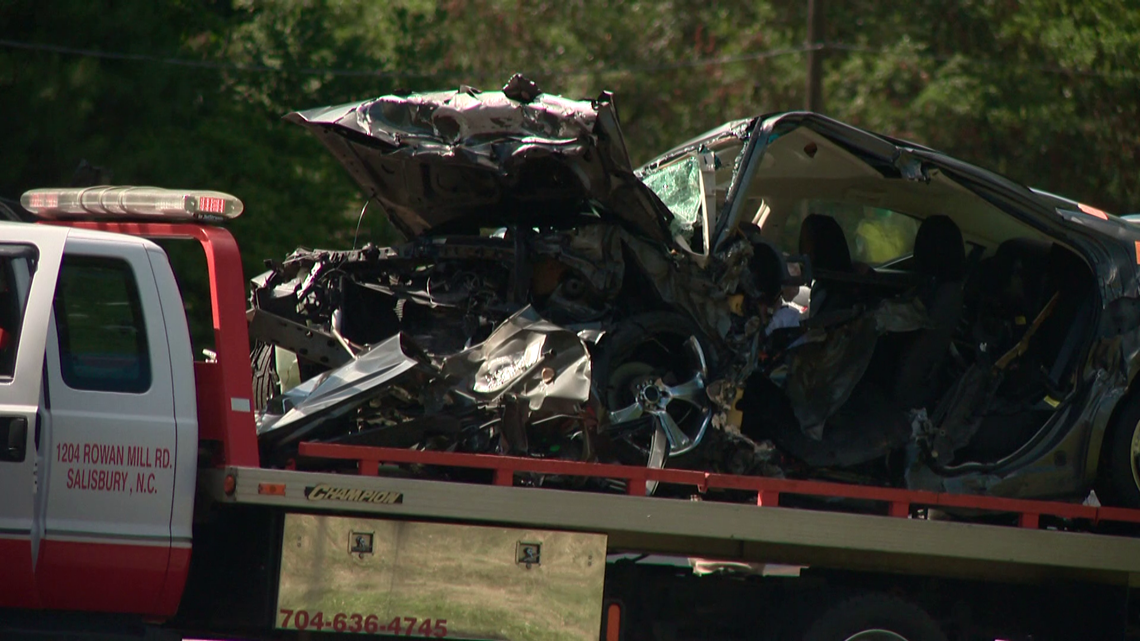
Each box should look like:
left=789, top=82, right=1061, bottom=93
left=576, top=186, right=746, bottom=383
left=1100, top=393, right=1140, bottom=508
left=592, top=312, right=714, bottom=493
left=804, top=594, right=946, bottom=641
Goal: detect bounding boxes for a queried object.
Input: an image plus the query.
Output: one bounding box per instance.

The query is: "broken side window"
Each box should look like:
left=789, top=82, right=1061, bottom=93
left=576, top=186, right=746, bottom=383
left=641, top=155, right=703, bottom=245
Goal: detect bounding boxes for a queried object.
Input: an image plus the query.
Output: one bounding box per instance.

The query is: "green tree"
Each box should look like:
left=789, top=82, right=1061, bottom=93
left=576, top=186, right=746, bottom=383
left=2, top=0, right=1137, bottom=260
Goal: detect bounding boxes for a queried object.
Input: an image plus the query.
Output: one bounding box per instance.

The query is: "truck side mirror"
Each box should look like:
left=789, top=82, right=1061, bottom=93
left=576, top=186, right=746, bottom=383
left=0, top=416, right=27, bottom=462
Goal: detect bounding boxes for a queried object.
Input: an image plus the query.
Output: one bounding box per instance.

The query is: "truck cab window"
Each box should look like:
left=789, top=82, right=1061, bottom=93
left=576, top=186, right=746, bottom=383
left=53, top=255, right=151, bottom=393
left=0, top=245, right=37, bottom=380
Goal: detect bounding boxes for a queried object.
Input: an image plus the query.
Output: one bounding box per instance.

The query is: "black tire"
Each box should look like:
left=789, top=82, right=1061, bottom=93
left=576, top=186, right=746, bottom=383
left=251, top=341, right=279, bottom=413
left=804, top=594, right=946, bottom=641
left=1100, top=393, right=1140, bottom=508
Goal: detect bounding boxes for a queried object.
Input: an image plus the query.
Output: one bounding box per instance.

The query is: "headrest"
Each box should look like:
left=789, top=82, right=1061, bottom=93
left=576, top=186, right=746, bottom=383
left=799, top=214, right=852, bottom=272
left=913, top=215, right=964, bottom=280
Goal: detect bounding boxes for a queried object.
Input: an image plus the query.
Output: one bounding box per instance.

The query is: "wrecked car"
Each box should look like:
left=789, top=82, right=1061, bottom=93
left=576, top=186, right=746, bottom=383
left=638, top=112, right=1140, bottom=507
left=250, top=76, right=797, bottom=491
left=252, top=76, right=1140, bottom=509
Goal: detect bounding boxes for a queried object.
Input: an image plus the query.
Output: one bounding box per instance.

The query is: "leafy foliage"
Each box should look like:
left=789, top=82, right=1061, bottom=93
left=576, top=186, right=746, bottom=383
left=1, top=0, right=1137, bottom=287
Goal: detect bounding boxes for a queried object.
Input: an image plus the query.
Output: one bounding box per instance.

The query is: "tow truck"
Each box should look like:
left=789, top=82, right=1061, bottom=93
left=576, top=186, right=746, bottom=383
left=3, top=186, right=1140, bottom=641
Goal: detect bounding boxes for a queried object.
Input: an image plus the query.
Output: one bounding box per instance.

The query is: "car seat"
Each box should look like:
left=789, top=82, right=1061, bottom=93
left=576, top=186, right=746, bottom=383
left=969, top=238, right=1090, bottom=401
left=798, top=214, right=858, bottom=319
left=799, top=214, right=853, bottom=272
left=973, top=238, right=1053, bottom=351
left=889, top=215, right=966, bottom=408
left=953, top=240, right=1092, bottom=461
left=1015, top=244, right=1092, bottom=397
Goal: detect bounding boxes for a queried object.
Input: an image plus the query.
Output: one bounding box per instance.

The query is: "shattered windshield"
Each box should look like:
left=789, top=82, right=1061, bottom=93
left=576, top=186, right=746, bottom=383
left=641, top=155, right=702, bottom=242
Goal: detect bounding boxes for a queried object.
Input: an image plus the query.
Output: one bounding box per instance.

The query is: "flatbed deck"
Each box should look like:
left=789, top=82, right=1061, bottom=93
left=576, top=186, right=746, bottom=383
left=205, top=444, right=1140, bottom=588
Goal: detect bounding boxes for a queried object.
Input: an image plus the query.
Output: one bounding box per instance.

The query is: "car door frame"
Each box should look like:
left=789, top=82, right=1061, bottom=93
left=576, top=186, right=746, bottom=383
left=0, top=225, right=66, bottom=609
left=35, top=232, right=179, bottom=614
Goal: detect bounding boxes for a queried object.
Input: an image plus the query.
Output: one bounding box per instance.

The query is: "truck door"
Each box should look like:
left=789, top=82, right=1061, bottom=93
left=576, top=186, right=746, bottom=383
left=36, top=236, right=179, bottom=614
left=0, top=230, right=65, bottom=610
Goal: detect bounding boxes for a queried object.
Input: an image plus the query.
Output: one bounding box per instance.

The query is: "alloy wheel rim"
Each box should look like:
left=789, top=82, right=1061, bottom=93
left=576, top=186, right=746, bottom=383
left=605, top=334, right=710, bottom=458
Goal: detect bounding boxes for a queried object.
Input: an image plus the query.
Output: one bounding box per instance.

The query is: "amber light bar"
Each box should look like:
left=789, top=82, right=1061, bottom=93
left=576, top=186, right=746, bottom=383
left=21, top=186, right=244, bottom=222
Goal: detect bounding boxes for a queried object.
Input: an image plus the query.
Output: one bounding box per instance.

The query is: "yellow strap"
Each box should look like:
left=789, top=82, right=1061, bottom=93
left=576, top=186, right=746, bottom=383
left=994, top=292, right=1060, bottom=370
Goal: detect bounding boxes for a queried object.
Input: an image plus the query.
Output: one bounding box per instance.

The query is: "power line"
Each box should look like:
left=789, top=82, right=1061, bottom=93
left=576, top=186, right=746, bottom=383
left=1, top=36, right=1134, bottom=82
left=0, top=37, right=808, bottom=79
left=827, top=43, right=1140, bottom=80
left=0, top=38, right=431, bottom=77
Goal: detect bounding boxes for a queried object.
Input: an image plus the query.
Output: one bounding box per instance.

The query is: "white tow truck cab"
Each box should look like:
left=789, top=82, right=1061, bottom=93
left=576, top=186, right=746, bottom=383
left=4, top=186, right=1140, bottom=641
left=0, top=188, right=255, bottom=626
left=0, top=221, right=198, bottom=613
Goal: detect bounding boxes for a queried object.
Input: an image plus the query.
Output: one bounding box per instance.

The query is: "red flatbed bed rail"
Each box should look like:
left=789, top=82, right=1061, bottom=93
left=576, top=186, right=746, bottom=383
left=297, top=441, right=1140, bottom=530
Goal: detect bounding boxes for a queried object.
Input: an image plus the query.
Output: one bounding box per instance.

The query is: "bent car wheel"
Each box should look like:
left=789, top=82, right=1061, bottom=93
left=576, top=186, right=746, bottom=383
left=251, top=342, right=280, bottom=413
left=592, top=312, right=713, bottom=494
left=1102, top=393, right=1140, bottom=508
left=803, top=594, right=946, bottom=641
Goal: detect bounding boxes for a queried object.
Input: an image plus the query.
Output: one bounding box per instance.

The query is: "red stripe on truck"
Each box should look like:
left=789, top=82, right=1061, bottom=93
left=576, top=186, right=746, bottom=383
left=155, top=545, right=193, bottom=617
left=0, top=537, right=190, bottom=618
left=0, top=537, right=40, bottom=608
left=35, top=539, right=177, bottom=616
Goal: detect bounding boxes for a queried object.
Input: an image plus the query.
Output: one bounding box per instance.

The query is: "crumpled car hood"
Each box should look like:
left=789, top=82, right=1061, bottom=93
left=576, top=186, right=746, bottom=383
left=256, top=306, right=593, bottom=449
left=285, top=75, right=676, bottom=244
left=256, top=333, right=423, bottom=446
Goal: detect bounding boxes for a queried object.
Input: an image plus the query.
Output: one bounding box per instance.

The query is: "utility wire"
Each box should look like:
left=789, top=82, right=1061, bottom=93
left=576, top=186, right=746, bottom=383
left=0, top=37, right=807, bottom=79
left=826, top=43, right=1140, bottom=80
left=0, top=37, right=429, bottom=77
left=0, top=36, right=1135, bottom=81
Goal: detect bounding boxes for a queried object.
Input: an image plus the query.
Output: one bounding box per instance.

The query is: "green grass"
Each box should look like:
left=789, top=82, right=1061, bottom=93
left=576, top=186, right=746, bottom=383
left=276, top=515, right=606, bottom=640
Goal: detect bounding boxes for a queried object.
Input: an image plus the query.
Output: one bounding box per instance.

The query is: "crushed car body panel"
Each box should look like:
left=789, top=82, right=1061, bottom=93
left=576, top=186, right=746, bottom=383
left=443, top=305, right=593, bottom=411
left=284, top=75, right=677, bottom=245
left=257, top=306, right=594, bottom=454
left=255, top=77, right=1140, bottom=509
left=257, top=333, right=423, bottom=446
